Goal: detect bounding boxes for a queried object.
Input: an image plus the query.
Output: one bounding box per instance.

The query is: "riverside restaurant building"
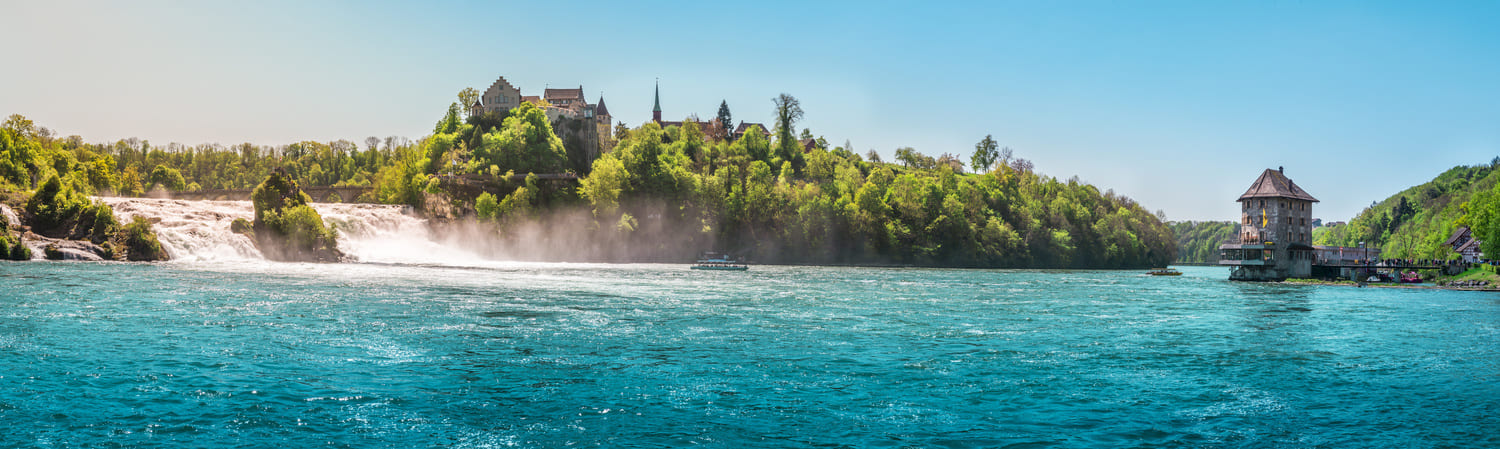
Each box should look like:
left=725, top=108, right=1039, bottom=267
left=1219, top=167, right=1318, bottom=281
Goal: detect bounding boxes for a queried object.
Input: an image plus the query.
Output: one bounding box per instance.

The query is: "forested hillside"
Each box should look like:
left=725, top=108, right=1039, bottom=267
left=2, top=93, right=1178, bottom=267
left=1169, top=221, right=1238, bottom=264
left=1315, top=162, right=1500, bottom=259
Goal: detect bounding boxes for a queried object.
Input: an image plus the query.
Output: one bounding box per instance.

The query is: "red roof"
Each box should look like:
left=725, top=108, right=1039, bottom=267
left=1238, top=168, right=1318, bottom=202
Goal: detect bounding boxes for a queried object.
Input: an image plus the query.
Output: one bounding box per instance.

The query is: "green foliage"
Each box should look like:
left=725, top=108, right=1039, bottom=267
left=772, top=94, right=805, bottom=168
left=89, top=203, right=119, bottom=243
left=1319, top=163, right=1500, bottom=259
left=1169, top=221, right=1239, bottom=263
left=251, top=171, right=341, bottom=261
left=43, top=243, right=63, bottom=260
left=263, top=204, right=338, bottom=255
left=24, top=174, right=100, bottom=236
left=558, top=119, right=1177, bottom=268
left=972, top=135, right=999, bottom=173
left=715, top=100, right=732, bottom=138
left=230, top=217, right=253, bottom=235
left=252, top=171, right=311, bottom=222
left=475, top=192, right=500, bottom=220
left=470, top=101, right=569, bottom=175
left=1, top=102, right=1179, bottom=269
left=147, top=164, right=187, bottom=191
left=122, top=216, right=167, bottom=261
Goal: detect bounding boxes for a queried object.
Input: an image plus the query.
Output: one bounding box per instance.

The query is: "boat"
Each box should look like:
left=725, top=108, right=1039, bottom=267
left=1147, top=268, right=1182, bottom=276
left=691, top=252, right=748, bottom=271
left=1400, top=271, right=1422, bottom=284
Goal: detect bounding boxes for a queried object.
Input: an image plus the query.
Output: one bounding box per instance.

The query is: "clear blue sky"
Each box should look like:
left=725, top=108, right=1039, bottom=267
left=5, top=0, right=1498, bottom=221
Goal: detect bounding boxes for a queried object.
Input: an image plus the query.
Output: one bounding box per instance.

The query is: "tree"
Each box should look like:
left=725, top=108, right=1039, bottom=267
left=772, top=93, right=804, bottom=165
left=3, top=114, right=36, bottom=138
left=972, top=134, right=999, bottom=173
left=365, top=136, right=381, bottom=152
left=434, top=102, right=461, bottom=134
left=148, top=164, right=187, bottom=191
left=715, top=100, right=732, bottom=139
left=458, top=87, right=480, bottom=112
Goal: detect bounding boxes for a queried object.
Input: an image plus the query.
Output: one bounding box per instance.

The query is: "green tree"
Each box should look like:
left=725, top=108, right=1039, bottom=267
left=772, top=93, right=804, bottom=166
left=971, top=134, right=999, bottom=173
left=458, top=87, right=480, bottom=111
left=715, top=100, right=732, bottom=139
left=148, top=164, right=187, bottom=191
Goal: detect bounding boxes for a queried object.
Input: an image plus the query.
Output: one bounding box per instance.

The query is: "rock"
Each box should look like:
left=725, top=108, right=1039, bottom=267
left=249, top=170, right=344, bottom=262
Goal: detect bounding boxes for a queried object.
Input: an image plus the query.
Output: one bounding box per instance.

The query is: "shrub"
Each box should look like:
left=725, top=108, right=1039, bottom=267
left=251, top=171, right=342, bottom=262
left=9, top=241, right=31, bottom=260
left=88, top=203, right=118, bottom=243
left=123, top=216, right=167, bottom=261
left=25, top=175, right=87, bottom=235
left=43, top=243, right=62, bottom=260
left=230, top=217, right=253, bottom=235
left=475, top=192, right=498, bottom=220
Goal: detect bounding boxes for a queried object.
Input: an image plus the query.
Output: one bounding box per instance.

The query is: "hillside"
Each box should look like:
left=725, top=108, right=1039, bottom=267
left=1315, top=161, right=1500, bottom=259
left=2, top=108, right=1177, bottom=268
left=1169, top=221, right=1239, bottom=264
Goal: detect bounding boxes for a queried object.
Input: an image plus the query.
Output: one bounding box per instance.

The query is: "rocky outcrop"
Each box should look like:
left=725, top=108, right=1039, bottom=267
left=249, top=170, right=344, bottom=262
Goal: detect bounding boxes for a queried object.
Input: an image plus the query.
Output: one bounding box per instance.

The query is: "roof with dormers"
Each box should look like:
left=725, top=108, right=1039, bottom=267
left=1238, top=168, right=1319, bottom=202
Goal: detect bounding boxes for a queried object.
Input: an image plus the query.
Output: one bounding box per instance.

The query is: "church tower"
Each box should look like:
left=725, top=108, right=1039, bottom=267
left=652, top=80, right=662, bottom=123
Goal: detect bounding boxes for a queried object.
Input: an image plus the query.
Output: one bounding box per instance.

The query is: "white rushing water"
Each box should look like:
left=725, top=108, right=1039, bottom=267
left=0, top=204, right=19, bottom=229
left=99, top=198, right=486, bottom=265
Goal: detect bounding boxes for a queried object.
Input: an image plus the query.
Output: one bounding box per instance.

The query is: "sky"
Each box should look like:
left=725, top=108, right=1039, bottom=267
left=4, top=0, right=1499, bottom=222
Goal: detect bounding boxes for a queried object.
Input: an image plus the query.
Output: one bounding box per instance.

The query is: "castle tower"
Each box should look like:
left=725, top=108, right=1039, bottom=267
left=595, top=95, right=613, bottom=155
left=652, top=80, right=662, bottom=123
left=1219, top=167, right=1319, bottom=281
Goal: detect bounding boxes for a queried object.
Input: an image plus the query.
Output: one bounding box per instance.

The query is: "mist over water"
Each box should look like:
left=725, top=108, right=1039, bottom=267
left=98, top=198, right=704, bottom=266
left=100, top=198, right=489, bottom=266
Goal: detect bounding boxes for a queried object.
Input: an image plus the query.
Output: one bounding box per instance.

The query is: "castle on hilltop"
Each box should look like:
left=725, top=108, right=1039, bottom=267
left=470, top=76, right=613, bottom=167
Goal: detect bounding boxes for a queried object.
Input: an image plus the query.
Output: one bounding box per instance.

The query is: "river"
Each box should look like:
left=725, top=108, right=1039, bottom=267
left=1, top=199, right=1496, bottom=447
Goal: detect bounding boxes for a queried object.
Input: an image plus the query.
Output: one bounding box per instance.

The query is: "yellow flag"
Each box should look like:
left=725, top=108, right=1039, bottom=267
left=1262, top=209, right=1267, bottom=228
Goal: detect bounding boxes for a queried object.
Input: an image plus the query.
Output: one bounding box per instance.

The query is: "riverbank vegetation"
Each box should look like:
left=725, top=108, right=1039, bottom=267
left=1168, top=221, right=1238, bottom=264
left=1316, top=161, right=1500, bottom=259
left=2, top=89, right=1177, bottom=267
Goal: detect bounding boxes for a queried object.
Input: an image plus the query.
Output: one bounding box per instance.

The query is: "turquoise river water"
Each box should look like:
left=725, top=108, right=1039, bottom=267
left=2, top=261, right=1497, bottom=448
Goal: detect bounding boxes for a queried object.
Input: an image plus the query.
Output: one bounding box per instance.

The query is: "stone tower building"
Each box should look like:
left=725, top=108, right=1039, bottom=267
left=1219, top=167, right=1319, bottom=281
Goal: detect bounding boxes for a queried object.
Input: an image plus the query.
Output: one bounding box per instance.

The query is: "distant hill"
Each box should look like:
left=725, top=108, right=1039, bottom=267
left=1169, top=221, right=1239, bottom=264
left=1315, top=161, right=1500, bottom=258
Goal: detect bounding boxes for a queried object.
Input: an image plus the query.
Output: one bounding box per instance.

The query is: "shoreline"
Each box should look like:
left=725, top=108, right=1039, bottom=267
left=1282, top=278, right=1500, bottom=292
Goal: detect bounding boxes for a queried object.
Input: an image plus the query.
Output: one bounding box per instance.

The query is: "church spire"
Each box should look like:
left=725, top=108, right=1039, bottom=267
left=652, top=79, right=662, bottom=123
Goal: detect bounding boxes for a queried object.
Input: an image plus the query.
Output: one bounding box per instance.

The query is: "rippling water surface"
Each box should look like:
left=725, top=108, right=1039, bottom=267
left=2, top=263, right=1497, bottom=447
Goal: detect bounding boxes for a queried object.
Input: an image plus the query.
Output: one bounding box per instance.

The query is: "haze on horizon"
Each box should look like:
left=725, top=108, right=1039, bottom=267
left=3, top=0, right=1497, bottom=222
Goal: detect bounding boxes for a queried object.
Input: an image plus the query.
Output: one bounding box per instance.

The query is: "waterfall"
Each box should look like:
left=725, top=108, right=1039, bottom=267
left=0, top=204, right=19, bottom=229
left=98, top=198, right=479, bottom=264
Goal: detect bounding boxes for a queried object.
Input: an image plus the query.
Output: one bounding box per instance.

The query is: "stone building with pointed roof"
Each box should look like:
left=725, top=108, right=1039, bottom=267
left=1219, top=167, right=1320, bottom=281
